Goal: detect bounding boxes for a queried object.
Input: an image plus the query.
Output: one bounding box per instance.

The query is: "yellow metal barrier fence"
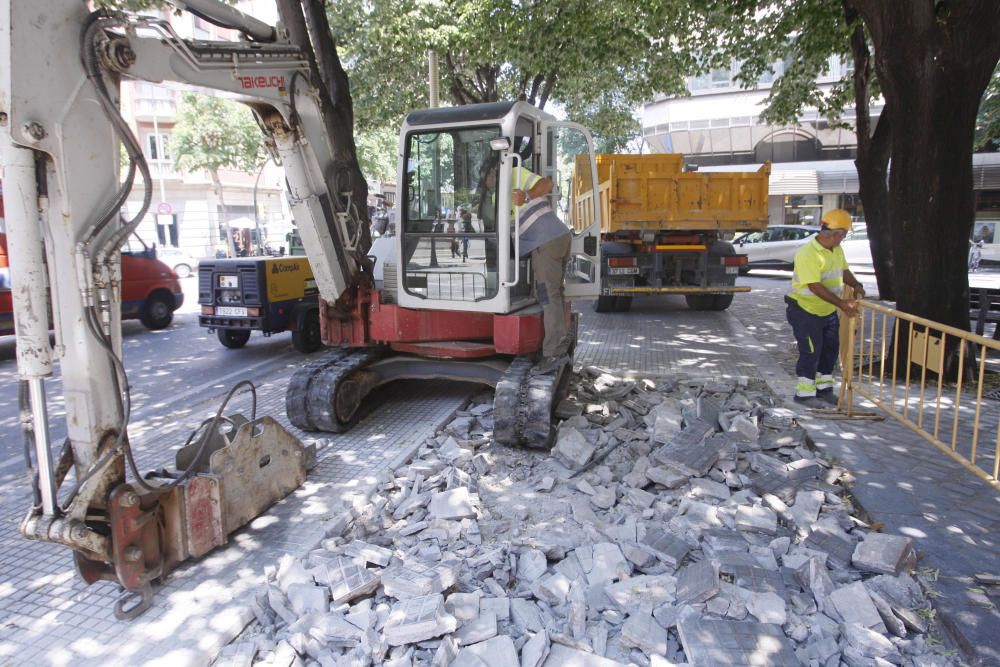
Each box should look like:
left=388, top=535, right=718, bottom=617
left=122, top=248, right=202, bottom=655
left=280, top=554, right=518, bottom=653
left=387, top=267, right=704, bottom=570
left=839, top=289, right=1000, bottom=488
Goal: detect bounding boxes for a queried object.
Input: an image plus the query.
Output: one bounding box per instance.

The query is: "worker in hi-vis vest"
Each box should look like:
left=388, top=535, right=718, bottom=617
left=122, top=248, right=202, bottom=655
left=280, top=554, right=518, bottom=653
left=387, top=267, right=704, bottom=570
left=784, top=209, right=866, bottom=408
left=480, top=155, right=572, bottom=374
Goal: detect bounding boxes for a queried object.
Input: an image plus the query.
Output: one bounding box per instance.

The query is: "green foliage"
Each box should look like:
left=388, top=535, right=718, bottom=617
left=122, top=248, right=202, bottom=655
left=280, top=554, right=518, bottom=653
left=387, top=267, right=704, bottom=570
left=685, top=0, right=862, bottom=126
left=355, top=126, right=400, bottom=183
left=169, top=92, right=265, bottom=175
left=325, top=0, right=692, bottom=144
left=976, top=65, right=1000, bottom=151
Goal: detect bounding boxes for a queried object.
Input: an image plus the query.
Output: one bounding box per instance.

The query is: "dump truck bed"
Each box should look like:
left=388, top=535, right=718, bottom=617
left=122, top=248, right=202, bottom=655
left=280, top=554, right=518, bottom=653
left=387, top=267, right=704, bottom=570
left=573, top=154, right=770, bottom=234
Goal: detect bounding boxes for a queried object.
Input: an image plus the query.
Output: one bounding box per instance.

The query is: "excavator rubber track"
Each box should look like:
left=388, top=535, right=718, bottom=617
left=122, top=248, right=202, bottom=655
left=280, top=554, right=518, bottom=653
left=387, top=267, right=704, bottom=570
left=285, top=348, right=382, bottom=432
left=285, top=349, right=352, bottom=431
left=494, top=355, right=572, bottom=450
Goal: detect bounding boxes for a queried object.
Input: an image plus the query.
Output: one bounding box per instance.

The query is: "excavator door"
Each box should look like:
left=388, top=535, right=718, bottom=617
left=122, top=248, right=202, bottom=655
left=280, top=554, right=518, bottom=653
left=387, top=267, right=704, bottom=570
left=541, top=121, right=601, bottom=299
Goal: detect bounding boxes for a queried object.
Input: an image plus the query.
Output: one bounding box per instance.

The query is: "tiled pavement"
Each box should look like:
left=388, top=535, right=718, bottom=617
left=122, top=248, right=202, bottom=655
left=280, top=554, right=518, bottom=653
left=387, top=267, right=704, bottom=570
left=1, top=275, right=999, bottom=665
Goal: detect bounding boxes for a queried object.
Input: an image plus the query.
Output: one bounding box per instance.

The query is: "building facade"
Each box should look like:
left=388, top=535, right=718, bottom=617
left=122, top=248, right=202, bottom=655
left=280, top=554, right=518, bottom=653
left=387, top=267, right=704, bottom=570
left=120, top=3, right=294, bottom=260
left=642, top=59, right=1000, bottom=236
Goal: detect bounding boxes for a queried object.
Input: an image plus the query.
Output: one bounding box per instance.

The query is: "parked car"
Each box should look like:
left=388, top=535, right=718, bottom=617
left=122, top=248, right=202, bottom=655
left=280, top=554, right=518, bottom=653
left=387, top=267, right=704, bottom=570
left=1, top=233, right=184, bottom=335
left=733, top=225, right=820, bottom=272
left=155, top=245, right=199, bottom=278
left=841, top=227, right=874, bottom=271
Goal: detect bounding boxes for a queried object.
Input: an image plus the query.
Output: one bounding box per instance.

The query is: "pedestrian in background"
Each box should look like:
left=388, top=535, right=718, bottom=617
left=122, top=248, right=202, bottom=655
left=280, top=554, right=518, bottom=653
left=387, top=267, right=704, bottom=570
left=785, top=209, right=866, bottom=408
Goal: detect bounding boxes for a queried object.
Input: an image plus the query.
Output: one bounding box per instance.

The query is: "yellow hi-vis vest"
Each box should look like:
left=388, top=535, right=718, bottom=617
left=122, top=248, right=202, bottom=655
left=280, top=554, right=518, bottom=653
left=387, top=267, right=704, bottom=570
left=788, top=238, right=847, bottom=317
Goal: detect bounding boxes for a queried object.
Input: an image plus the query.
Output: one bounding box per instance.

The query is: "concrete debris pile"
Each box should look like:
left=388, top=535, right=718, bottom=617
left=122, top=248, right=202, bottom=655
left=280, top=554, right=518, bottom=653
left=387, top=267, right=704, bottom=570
left=223, top=369, right=956, bottom=667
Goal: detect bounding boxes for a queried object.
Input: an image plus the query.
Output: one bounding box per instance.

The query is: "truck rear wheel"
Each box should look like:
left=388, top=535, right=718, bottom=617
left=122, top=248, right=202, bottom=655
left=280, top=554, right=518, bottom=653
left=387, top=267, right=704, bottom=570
left=217, top=328, right=251, bottom=348
left=685, top=294, right=716, bottom=311
left=711, top=294, right=734, bottom=310
left=292, top=310, right=322, bottom=353
left=594, top=295, right=617, bottom=313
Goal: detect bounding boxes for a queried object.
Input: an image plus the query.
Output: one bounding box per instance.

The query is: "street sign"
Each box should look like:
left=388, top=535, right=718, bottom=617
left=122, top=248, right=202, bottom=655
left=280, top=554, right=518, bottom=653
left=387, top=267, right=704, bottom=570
left=157, top=202, right=172, bottom=215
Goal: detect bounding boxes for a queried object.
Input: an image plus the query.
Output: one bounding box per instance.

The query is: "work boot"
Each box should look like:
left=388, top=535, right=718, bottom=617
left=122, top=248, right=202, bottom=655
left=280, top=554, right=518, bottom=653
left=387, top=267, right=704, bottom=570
left=793, top=395, right=828, bottom=409
left=816, top=390, right=839, bottom=406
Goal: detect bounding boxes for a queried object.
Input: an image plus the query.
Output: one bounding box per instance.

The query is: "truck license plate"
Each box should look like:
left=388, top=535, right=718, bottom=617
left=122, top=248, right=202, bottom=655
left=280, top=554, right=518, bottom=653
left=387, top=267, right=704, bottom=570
left=726, top=267, right=738, bottom=274
left=608, top=267, right=639, bottom=275
left=218, top=275, right=239, bottom=288
left=216, top=306, right=247, bottom=317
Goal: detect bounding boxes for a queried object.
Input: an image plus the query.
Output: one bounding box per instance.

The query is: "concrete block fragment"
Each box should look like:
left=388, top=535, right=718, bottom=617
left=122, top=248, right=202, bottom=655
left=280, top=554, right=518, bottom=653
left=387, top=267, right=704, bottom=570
left=651, top=400, right=685, bottom=443
left=536, top=476, right=555, bottom=492
left=286, top=582, right=329, bottom=615
left=433, top=636, right=461, bottom=667
left=645, top=465, right=688, bottom=489
left=511, top=598, right=544, bottom=633
left=867, top=589, right=907, bottom=638
left=533, top=572, right=571, bottom=606
left=447, top=591, right=484, bottom=622
left=604, top=575, right=676, bottom=613
left=741, top=590, right=786, bottom=625
left=480, top=596, right=510, bottom=621
left=382, top=558, right=459, bottom=599
left=383, top=594, right=458, bottom=646
left=829, top=581, right=887, bottom=633
left=521, top=632, right=551, bottom=667
left=675, top=560, right=719, bottom=604
left=623, top=486, right=656, bottom=509
left=454, top=635, right=520, bottom=667
left=788, top=490, right=824, bottom=527
left=851, top=533, right=914, bottom=575
left=677, top=618, right=799, bottom=667
left=688, top=478, right=730, bottom=501
left=841, top=622, right=902, bottom=662
left=322, top=556, right=380, bottom=605
left=517, top=549, right=549, bottom=582
left=276, top=554, right=312, bottom=594
left=783, top=457, right=821, bottom=481
left=439, top=436, right=472, bottom=464
left=802, top=526, right=855, bottom=569
left=727, top=414, right=759, bottom=441
left=457, top=611, right=498, bottom=646
left=343, top=539, right=393, bottom=566
left=542, top=643, right=627, bottom=666
left=620, top=613, right=668, bottom=656
left=622, top=542, right=655, bottom=568
left=587, top=543, right=627, bottom=585
left=553, top=427, right=597, bottom=470
left=641, top=528, right=689, bottom=570
left=429, top=487, right=478, bottom=520
left=734, top=505, right=777, bottom=535
left=590, top=485, right=616, bottom=510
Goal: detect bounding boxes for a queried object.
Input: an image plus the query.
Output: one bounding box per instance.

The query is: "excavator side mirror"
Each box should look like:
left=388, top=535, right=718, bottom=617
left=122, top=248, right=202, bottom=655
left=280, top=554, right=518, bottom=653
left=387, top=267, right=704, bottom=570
left=489, top=137, right=511, bottom=151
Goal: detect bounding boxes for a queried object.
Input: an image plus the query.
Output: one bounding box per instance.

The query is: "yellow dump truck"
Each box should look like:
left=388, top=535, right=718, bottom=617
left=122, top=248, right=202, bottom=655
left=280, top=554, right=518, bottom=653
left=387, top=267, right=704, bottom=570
left=573, top=154, right=770, bottom=312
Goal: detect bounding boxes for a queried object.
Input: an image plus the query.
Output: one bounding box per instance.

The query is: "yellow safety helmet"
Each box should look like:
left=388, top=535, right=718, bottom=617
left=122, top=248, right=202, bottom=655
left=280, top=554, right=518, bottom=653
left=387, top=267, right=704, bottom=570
left=820, top=209, right=852, bottom=231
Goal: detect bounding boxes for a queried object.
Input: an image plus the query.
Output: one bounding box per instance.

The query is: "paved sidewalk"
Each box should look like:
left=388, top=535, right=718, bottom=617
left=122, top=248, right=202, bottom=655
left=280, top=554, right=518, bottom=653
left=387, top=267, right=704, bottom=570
left=727, top=276, right=1000, bottom=666
left=1, top=275, right=998, bottom=665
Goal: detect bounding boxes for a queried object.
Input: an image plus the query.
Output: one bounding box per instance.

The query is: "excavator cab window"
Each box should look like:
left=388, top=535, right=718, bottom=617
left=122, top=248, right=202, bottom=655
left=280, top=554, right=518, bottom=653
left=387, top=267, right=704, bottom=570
left=401, top=126, right=502, bottom=302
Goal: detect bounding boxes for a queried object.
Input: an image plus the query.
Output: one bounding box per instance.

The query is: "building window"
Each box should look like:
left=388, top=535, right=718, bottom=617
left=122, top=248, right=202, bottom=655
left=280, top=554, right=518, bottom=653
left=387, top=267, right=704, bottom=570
left=146, top=133, right=171, bottom=161
left=783, top=195, right=822, bottom=226
left=838, top=194, right=865, bottom=224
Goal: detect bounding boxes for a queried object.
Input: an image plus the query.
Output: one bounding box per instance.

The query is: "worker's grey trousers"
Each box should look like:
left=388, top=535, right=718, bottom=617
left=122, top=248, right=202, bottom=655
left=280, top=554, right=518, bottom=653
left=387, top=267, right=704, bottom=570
left=531, top=233, right=572, bottom=357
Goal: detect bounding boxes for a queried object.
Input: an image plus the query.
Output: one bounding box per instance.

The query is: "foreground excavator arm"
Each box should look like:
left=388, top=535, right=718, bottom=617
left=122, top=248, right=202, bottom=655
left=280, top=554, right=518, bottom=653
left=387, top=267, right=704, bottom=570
left=0, top=0, right=364, bottom=617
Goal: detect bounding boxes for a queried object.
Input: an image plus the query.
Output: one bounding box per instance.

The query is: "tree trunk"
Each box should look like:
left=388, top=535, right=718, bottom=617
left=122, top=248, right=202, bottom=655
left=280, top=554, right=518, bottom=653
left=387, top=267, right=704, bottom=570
left=276, top=0, right=371, bottom=293
left=851, top=1, right=1000, bottom=327
left=842, top=1, right=892, bottom=299
left=210, top=168, right=236, bottom=258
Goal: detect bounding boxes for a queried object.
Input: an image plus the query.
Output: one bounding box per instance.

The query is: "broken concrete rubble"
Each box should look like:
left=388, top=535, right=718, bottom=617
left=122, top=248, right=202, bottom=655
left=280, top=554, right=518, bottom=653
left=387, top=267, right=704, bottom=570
left=226, top=375, right=955, bottom=667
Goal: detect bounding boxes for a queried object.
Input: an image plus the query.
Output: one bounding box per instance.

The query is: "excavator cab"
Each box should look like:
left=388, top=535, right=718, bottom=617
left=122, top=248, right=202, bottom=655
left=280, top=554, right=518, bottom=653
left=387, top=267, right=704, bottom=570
left=393, top=102, right=601, bottom=314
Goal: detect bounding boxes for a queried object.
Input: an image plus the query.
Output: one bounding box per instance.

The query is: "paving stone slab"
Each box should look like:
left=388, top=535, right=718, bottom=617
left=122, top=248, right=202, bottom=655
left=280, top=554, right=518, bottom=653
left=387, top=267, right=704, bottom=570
left=676, top=560, right=719, bottom=604
left=802, top=526, right=855, bottom=570
left=641, top=527, right=690, bottom=569
left=383, top=594, right=458, bottom=646
left=851, top=533, right=914, bottom=575
left=676, top=618, right=800, bottom=666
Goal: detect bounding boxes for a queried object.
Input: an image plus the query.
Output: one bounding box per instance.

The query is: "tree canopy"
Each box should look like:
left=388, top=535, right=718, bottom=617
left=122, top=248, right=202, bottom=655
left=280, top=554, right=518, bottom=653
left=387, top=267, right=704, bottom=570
left=169, top=93, right=265, bottom=175
left=325, top=0, right=693, bottom=138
